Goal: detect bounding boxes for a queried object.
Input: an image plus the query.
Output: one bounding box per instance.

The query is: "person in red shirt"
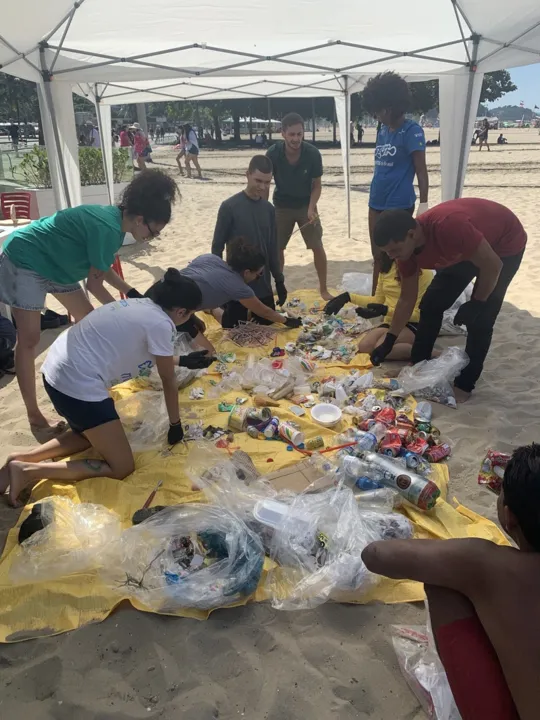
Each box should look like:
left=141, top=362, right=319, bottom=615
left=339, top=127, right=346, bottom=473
left=369, top=198, right=527, bottom=399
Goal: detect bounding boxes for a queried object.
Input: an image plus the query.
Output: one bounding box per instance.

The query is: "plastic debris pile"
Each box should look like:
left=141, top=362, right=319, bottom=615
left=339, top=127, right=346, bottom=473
left=284, top=313, right=372, bottom=364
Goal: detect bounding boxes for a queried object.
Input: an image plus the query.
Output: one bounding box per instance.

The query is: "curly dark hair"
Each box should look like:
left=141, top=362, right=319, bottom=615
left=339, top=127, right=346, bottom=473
left=503, top=443, right=540, bottom=551
left=119, top=169, right=179, bottom=225
left=363, top=72, right=412, bottom=123
left=226, top=236, right=265, bottom=273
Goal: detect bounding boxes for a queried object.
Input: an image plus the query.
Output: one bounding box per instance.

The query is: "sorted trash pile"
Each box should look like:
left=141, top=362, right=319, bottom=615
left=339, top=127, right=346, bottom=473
left=284, top=312, right=372, bottom=364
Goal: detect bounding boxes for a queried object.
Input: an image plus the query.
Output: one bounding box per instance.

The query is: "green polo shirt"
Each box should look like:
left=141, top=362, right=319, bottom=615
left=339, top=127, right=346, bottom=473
left=266, top=140, right=323, bottom=209
left=2, top=205, right=125, bottom=285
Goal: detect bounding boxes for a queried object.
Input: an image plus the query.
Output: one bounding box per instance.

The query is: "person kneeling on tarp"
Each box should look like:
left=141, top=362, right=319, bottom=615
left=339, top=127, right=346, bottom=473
left=0, top=270, right=202, bottom=507
left=362, top=443, right=540, bottom=720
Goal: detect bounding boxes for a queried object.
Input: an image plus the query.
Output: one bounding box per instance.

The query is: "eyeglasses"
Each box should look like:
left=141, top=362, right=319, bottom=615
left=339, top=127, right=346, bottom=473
left=144, top=219, right=160, bottom=239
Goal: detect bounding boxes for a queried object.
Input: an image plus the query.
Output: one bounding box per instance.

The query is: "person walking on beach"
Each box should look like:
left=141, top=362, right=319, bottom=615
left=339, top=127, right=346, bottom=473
left=266, top=112, right=331, bottom=300
left=478, top=118, right=490, bottom=152
left=0, top=170, right=179, bottom=433
left=212, top=154, right=287, bottom=322
left=369, top=197, right=527, bottom=401
left=184, top=124, right=203, bottom=179
left=175, top=127, right=187, bottom=176
left=363, top=72, right=429, bottom=293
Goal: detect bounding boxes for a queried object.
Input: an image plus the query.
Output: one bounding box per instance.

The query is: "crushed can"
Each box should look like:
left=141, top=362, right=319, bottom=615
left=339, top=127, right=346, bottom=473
left=406, top=435, right=430, bottom=456
left=374, top=407, right=397, bottom=426
left=380, top=431, right=402, bottom=457
left=426, top=443, right=452, bottom=463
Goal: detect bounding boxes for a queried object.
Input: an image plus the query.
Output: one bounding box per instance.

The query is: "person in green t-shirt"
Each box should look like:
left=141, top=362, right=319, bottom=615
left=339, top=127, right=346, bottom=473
left=266, top=112, right=332, bottom=301
left=0, top=169, right=179, bottom=433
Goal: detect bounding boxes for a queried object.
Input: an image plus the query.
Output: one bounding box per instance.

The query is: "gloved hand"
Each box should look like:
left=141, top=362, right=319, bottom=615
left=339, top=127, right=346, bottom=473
left=416, top=202, right=429, bottom=217
left=178, top=350, right=216, bottom=369
left=284, top=316, right=302, bottom=329
left=167, top=421, right=184, bottom=445
left=126, top=288, right=144, bottom=299
left=276, top=281, right=288, bottom=306
left=324, top=292, right=350, bottom=315
left=453, top=299, right=485, bottom=328
left=355, top=303, right=388, bottom=319
left=370, top=332, right=397, bottom=366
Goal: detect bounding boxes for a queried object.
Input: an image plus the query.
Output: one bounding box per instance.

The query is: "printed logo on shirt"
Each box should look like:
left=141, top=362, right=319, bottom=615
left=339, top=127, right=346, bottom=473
left=375, top=144, right=397, bottom=160
left=137, top=359, right=154, bottom=378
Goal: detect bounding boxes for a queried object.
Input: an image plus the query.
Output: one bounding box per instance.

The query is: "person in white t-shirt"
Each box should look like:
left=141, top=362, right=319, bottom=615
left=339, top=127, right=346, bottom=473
left=0, top=269, right=211, bottom=507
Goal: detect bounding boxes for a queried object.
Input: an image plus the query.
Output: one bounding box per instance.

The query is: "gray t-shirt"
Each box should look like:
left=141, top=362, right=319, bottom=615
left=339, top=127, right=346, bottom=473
left=211, top=191, right=283, bottom=298
left=180, top=254, right=255, bottom=309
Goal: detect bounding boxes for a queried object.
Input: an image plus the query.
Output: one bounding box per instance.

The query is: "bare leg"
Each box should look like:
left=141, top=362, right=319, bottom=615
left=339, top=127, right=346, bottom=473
left=357, top=327, right=386, bottom=354
left=191, top=155, right=203, bottom=179
left=53, top=288, right=94, bottom=323
left=137, top=156, right=146, bottom=171
left=312, top=245, right=332, bottom=301
left=176, top=151, right=185, bottom=174
left=358, top=327, right=415, bottom=361
left=185, top=157, right=192, bottom=178
left=6, top=419, right=135, bottom=507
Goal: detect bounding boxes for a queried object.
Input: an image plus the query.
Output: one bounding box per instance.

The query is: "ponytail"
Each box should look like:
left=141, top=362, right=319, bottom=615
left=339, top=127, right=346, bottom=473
left=145, top=268, right=202, bottom=310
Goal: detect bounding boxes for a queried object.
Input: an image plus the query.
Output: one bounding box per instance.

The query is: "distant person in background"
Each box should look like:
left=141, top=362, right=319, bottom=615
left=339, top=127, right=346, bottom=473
left=91, top=126, right=101, bottom=149
left=357, top=122, right=364, bottom=145
left=184, top=124, right=203, bottom=179
left=497, top=133, right=508, bottom=145
left=8, top=120, right=19, bottom=150
left=255, top=132, right=264, bottom=148
left=363, top=71, right=429, bottom=294
left=478, top=119, right=490, bottom=152
left=266, top=112, right=331, bottom=300
left=131, top=122, right=148, bottom=171
left=175, top=127, right=187, bottom=176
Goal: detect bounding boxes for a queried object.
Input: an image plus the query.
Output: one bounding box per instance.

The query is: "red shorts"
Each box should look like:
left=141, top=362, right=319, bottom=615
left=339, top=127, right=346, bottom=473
left=435, top=616, right=520, bottom=720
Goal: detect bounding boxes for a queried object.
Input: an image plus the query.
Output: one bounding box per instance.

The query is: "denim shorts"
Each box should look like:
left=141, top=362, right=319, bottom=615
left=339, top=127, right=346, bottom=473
left=0, top=253, right=81, bottom=311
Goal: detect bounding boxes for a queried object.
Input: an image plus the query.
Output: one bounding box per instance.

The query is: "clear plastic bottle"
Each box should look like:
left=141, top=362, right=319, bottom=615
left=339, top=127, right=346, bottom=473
left=340, top=457, right=384, bottom=490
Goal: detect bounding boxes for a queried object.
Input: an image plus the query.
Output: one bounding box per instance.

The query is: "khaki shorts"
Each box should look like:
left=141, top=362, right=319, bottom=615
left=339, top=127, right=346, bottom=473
left=275, top=206, right=323, bottom=250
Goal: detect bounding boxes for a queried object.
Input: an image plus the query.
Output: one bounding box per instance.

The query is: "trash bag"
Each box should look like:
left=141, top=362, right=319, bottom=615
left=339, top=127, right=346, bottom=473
left=340, top=272, right=372, bottom=296
left=396, top=347, right=469, bottom=408
left=116, top=390, right=169, bottom=451
left=265, top=485, right=408, bottom=610
left=392, top=621, right=462, bottom=720
left=99, top=504, right=265, bottom=612
left=10, top=496, right=122, bottom=585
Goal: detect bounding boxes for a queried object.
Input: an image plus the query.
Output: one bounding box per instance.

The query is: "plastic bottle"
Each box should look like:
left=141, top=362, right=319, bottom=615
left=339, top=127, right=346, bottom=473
left=414, top=401, right=433, bottom=424
left=340, top=456, right=384, bottom=490
left=362, top=451, right=440, bottom=511
left=355, top=476, right=383, bottom=491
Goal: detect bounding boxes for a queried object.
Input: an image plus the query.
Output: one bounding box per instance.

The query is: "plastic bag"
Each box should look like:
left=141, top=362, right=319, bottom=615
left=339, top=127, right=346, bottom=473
left=439, top=283, right=473, bottom=337
left=340, top=272, right=372, bottom=296
left=116, top=390, right=169, bottom=451
left=392, top=622, right=462, bottom=720
left=396, top=347, right=469, bottom=408
left=266, top=486, right=394, bottom=610
left=99, top=504, right=265, bottom=612
left=10, top=496, right=122, bottom=585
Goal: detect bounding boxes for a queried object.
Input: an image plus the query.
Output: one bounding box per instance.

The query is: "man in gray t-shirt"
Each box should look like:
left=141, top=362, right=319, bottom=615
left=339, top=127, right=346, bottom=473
left=180, top=254, right=255, bottom=310
left=212, top=155, right=286, bottom=317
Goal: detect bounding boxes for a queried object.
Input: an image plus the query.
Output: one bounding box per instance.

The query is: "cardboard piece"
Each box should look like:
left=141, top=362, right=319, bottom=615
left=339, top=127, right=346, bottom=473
left=265, top=459, right=335, bottom=494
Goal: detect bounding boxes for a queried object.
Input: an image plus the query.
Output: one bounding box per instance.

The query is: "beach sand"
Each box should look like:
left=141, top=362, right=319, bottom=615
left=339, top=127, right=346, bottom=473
left=0, top=127, right=539, bottom=718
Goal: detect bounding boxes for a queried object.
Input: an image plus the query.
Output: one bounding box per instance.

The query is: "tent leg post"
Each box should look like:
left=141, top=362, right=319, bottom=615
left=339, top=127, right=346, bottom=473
left=312, top=97, right=316, bottom=143
left=94, top=85, right=114, bottom=205
left=454, top=34, right=480, bottom=198
left=344, top=78, right=351, bottom=239
left=267, top=98, right=272, bottom=142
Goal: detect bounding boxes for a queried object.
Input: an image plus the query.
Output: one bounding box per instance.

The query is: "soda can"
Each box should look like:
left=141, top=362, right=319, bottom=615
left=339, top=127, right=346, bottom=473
left=358, top=418, right=376, bottom=432
left=396, top=413, right=415, bottom=430
left=306, top=435, right=325, bottom=451
left=246, top=407, right=272, bottom=425
left=380, top=431, right=402, bottom=457
left=228, top=404, right=249, bottom=432
left=374, top=407, right=396, bottom=426
left=396, top=427, right=413, bottom=444
left=263, top=417, right=280, bottom=438
left=426, top=443, right=452, bottom=463
left=406, top=436, right=430, bottom=456
left=416, top=421, right=432, bottom=434
left=247, top=425, right=261, bottom=439
left=401, top=450, right=421, bottom=469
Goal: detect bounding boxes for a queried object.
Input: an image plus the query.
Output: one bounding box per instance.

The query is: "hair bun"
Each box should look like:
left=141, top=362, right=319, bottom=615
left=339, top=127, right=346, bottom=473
left=163, top=267, right=182, bottom=284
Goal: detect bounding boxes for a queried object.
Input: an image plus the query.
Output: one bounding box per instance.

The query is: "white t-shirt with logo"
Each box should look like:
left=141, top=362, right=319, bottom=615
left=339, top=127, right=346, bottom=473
left=42, top=298, right=176, bottom=401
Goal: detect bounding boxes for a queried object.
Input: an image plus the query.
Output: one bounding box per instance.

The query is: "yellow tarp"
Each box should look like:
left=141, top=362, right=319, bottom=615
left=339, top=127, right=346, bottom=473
left=0, top=290, right=508, bottom=642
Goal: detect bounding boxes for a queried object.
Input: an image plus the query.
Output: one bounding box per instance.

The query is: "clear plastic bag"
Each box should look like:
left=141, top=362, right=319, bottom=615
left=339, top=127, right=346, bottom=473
left=396, top=347, right=469, bottom=408
left=392, top=621, right=462, bottom=720
left=340, top=272, right=372, bottom=296
left=99, top=504, right=265, bottom=612
left=10, top=496, right=122, bottom=585
left=116, top=390, right=169, bottom=451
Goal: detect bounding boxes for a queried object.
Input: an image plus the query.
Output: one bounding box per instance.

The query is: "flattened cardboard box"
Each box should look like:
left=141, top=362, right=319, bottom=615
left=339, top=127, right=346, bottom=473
left=266, top=459, right=335, bottom=493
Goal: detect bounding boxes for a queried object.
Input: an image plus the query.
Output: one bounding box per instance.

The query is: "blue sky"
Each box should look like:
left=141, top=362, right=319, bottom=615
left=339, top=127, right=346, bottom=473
left=486, top=65, right=540, bottom=109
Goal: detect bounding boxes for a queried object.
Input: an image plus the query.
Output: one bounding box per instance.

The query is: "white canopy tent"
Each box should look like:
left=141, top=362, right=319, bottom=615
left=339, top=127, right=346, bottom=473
left=1, top=0, right=540, bottom=232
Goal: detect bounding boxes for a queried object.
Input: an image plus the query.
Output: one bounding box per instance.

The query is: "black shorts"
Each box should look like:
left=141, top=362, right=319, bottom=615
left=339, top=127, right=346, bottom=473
left=379, top=321, right=419, bottom=334
left=221, top=294, right=276, bottom=328
left=43, top=376, right=119, bottom=434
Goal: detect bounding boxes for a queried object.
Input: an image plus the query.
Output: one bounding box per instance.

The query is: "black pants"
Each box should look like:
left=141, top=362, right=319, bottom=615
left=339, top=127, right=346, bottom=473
left=411, top=250, right=524, bottom=392
left=221, top=294, right=275, bottom=329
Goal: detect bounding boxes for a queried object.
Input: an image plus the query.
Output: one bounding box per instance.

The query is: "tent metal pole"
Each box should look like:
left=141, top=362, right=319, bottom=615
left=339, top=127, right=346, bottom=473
left=454, top=35, right=480, bottom=198
left=50, top=8, right=77, bottom=73
left=344, top=76, right=351, bottom=239
left=312, top=98, right=316, bottom=143
left=39, top=44, right=72, bottom=208
left=94, top=85, right=114, bottom=205
left=267, top=98, right=272, bottom=142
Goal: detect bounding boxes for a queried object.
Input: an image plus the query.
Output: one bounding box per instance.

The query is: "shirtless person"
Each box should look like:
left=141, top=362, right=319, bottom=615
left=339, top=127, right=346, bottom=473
left=369, top=198, right=527, bottom=400
left=362, top=442, right=540, bottom=720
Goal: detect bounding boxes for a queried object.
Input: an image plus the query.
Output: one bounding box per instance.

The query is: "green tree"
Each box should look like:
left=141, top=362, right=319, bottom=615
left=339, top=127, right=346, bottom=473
left=480, top=70, right=516, bottom=104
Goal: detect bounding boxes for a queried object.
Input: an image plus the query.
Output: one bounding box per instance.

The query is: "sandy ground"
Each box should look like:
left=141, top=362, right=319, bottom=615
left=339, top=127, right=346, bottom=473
left=1, top=127, right=539, bottom=718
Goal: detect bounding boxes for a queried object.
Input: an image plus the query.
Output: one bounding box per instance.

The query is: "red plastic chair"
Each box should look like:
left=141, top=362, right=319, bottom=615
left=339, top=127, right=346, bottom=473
left=1, top=191, right=32, bottom=220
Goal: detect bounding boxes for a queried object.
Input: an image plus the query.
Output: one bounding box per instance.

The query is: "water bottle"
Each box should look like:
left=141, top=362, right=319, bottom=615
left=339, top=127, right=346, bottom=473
left=340, top=457, right=383, bottom=490
left=362, top=452, right=440, bottom=510
left=355, top=476, right=383, bottom=491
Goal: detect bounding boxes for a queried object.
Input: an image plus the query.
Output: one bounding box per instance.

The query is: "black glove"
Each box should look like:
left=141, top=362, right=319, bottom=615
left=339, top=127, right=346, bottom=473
left=178, top=350, right=216, bottom=369
left=276, top=281, right=288, bottom=307
left=126, top=288, right=144, bottom=299
left=370, top=332, right=397, bottom=366
left=324, top=292, right=350, bottom=315
left=167, top=421, right=184, bottom=445
left=284, top=316, right=302, bottom=329
left=453, top=299, right=484, bottom=328
left=355, top=303, right=389, bottom=319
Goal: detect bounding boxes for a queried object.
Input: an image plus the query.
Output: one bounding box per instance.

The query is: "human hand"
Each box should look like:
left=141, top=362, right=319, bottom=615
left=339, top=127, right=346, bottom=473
left=416, top=202, right=429, bottom=217
left=453, top=299, right=484, bottom=328
left=369, top=332, right=397, bottom=366
left=126, top=288, right=144, bottom=299
left=276, top=281, right=288, bottom=306
left=178, top=350, right=216, bottom=369
left=324, top=292, right=350, bottom=315
left=284, top=316, right=302, bottom=329
left=355, top=303, right=388, bottom=319
left=167, top=421, right=184, bottom=445
left=307, top=205, right=318, bottom=223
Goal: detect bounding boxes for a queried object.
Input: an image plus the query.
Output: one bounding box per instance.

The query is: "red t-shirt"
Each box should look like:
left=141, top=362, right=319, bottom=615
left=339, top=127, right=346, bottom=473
left=398, top=198, right=527, bottom=278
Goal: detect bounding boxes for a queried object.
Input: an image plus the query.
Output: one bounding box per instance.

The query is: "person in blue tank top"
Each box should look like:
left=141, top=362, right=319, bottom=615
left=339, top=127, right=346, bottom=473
left=364, top=72, right=429, bottom=293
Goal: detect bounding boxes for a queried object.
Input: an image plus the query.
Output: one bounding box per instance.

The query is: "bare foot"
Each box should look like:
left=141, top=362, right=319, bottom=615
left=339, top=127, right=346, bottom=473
left=453, top=386, right=471, bottom=404
left=30, top=420, right=67, bottom=443
left=8, top=461, right=38, bottom=508
left=320, top=290, right=334, bottom=302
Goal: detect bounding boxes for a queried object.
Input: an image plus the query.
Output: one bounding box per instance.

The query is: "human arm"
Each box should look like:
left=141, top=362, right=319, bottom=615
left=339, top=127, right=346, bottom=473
left=370, top=271, right=419, bottom=365
left=154, top=355, right=180, bottom=425
left=362, top=538, right=497, bottom=597
left=239, top=297, right=299, bottom=326
left=102, top=267, right=137, bottom=296
left=308, top=176, right=322, bottom=222
left=412, top=150, right=429, bottom=206
left=86, top=267, right=117, bottom=305
left=469, top=239, right=503, bottom=301
left=211, top=203, right=233, bottom=258
left=192, top=331, right=215, bottom=354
